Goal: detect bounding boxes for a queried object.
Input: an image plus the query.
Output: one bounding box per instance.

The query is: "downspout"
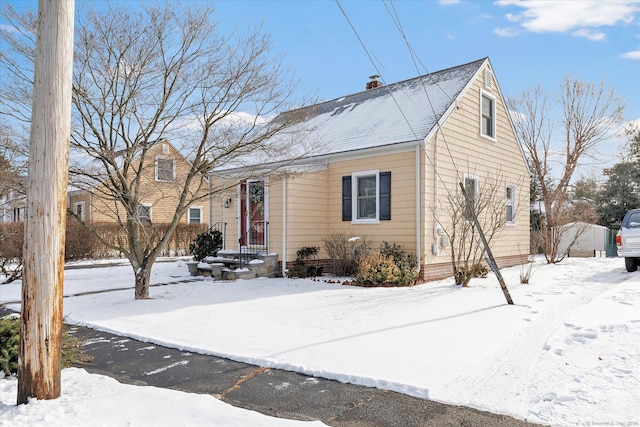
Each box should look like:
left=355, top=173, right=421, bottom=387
left=415, top=141, right=421, bottom=274
left=207, top=178, right=212, bottom=228
left=434, top=130, right=439, bottom=248
left=281, top=177, right=287, bottom=277
left=89, top=189, right=93, bottom=222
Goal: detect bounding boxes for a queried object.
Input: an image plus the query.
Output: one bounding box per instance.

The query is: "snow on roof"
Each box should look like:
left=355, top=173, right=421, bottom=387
left=290, top=58, right=485, bottom=155
left=212, top=58, right=486, bottom=173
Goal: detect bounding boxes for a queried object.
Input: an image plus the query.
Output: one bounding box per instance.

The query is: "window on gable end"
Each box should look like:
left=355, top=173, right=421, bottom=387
left=156, top=157, right=175, bottom=182
left=480, top=90, right=496, bottom=140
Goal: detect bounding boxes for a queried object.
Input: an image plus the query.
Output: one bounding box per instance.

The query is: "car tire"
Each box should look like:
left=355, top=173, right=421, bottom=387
left=625, top=257, right=639, bottom=272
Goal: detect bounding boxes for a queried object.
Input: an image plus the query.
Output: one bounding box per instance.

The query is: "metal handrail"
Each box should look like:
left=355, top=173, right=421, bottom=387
left=207, top=221, right=227, bottom=250
left=239, top=220, right=268, bottom=267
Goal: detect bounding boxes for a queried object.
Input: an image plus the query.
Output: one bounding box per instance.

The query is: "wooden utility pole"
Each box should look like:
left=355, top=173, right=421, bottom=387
left=18, top=0, right=75, bottom=404
left=459, top=182, right=514, bottom=305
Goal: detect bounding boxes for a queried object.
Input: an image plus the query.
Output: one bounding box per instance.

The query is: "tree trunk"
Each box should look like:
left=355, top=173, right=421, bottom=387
left=134, top=263, right=152, bottom=300
left=18, top=0, right=75, bottom=404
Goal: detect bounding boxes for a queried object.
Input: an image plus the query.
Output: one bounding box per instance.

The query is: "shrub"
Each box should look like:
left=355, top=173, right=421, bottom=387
left=0, top=316, right=92, bottom=377
left=289, top=246, right=320, bottom=278
left=355, top=252, right=402, bottom=286
left=380, top=242, right=419, bottom=285
left=0, top=223, right=23, bottom=284
left=189, top=229, right=223, bottom=261
left=65, top=216, right=98, bottom=261
left=469, top=263, right=489, bottom=278
left=323, top=232, right=370, bottom=277
left=354, top=242, right=419, bottom=286
left=0, top=316, right=19, bottom=376
left=520, top=255, right=538, bottom=284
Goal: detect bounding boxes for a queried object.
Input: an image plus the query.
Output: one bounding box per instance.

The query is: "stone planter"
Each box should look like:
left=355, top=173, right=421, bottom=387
left=210, top=263, right=223, bottom=280
left=186, top=261, right=199, bottom=276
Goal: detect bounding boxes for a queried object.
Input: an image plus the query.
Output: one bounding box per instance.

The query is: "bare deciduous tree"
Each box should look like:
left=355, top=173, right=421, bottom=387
left=1, top=4, right=312, bottom=299
left=0, top=122, right=27, bottom=199
left=438, top=172, right=525, bottom=287
left=508, top=77, right=624, bottom=263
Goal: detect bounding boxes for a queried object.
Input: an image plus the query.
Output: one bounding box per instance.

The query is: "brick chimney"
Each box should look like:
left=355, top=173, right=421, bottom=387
left=366, top=74, right=382, bottom=90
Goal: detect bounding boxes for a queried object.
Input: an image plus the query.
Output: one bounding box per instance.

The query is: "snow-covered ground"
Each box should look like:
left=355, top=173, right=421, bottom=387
left=1, top=256, right=638, bottom=426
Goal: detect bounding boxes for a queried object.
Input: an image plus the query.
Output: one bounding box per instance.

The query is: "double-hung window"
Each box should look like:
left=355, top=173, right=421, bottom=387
left=463, top=175, right=479, bottom=220
left=137, top=204, right=151, bottom=223
left=188, top=206, right=202, bottom=224
left=480, top=90, right=496, bottom=140
left=342, top=170, right=391, bottom=223
left=156, top=157, right=175, bottom=182
left=75, top=201, right=85, bottom=221
left=505, top=185, right=516, bottom=224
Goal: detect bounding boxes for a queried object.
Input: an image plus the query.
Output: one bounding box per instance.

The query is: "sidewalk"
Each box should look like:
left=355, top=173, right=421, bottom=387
left=67, top=323, right=542, bottom=427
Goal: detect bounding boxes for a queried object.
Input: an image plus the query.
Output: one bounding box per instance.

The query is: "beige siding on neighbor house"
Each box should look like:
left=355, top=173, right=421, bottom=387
left=68, top=142, right=209, bottom=225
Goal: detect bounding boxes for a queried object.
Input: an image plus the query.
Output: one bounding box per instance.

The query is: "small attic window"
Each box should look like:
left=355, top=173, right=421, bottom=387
left=162, top=144, right=169, bottom=154
left=484, top=69, right=493, bottom=91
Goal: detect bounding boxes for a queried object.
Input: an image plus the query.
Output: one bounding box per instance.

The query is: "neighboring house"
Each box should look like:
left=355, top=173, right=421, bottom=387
left=0, top=180, right=27, bottom=223
left=208, top=57, right=531, bottom=281
left=68, top=140, right=209, bottom=226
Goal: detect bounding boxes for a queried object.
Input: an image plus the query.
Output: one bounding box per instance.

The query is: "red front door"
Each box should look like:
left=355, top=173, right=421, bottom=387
left=240, top=180, right=265, bottom=246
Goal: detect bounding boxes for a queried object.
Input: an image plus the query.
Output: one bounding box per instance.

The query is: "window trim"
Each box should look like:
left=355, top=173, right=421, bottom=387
left=342, top=171, right=391, bottom=223
left=352, top=170, right=380, bottom=224
left=463, top=173, right=479, bottom=221
left=137, top=204, right=152, bottom=223
left=155, top=156, right=175, bottom=182
left=188, top=206, right=202, bottom=224
left=480, top=89, right=497, bottom=141
left=74, top=201, right=85, bottom=221
left=505, top=184, right=516, bottom=225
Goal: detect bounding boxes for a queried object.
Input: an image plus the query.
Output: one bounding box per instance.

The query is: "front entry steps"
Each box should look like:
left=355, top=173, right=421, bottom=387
left=186, top=250, right=279, bottom=280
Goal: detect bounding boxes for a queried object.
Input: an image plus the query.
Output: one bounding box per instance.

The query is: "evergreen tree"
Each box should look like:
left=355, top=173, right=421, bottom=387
left=597, top=161, right=640, bottom=229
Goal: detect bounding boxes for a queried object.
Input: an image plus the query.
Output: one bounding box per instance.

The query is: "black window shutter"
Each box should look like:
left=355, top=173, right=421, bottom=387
left=380, top=171, right=391, bottom=220
left=342, top=176, right=352, bottom=221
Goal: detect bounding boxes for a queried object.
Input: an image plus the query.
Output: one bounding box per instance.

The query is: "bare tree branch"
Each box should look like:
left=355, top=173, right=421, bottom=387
left=508, top=77, right=624, bottom=263
left=2, top=3, right=313, bottom=299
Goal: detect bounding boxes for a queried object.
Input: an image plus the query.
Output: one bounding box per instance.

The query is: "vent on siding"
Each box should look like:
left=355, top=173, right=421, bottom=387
left=484, top=69, right=493, bottom=91
left=162, top=144, right=169, bottom=154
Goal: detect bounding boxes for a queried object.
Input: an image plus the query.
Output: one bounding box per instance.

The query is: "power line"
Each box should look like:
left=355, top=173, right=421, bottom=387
left=335, top=0, right=460, bottom=203
left=382, top=0, right=462, bottom=182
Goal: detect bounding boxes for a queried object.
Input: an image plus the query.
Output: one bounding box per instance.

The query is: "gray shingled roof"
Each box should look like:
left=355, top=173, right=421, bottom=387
left=210, top=58, right=487, bottom=173
left=286, top=57, right=487, bottom=156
